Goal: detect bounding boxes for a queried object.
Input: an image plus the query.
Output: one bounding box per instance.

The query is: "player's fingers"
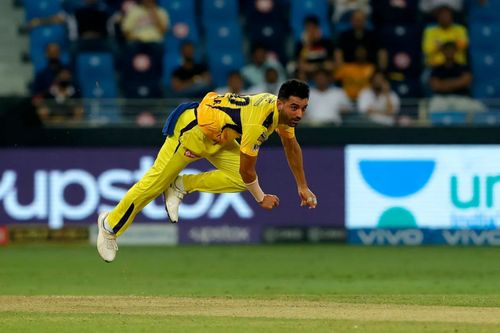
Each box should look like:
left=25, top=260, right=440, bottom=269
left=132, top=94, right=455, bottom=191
left=306, top=196, right=318, bottom=208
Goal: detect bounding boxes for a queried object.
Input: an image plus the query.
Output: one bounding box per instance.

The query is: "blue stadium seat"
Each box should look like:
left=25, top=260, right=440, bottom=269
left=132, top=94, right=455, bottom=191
left=76, top=53, right=117, bottom=98
left=470, top=50, right=500, bottom=81
left=247, top=21, right=288, bottom=63
left=201, top=0, right=239, bottom=27
left=472, top=112, right=500, bottom=126
left=29, top=24, right=67, bottom=73
left=290, top=0, right=331, bottom=40
left=162, top=51, right=182, bottom=88
left=205, top=22, right=243, bottom=51
left=24, top=0, right=61, bottom=21
left=123, top=81, right=163, bottom=99
left=468, top=0, right=500, bottom=22
left=120, top=43, right=163, bottom=82
left=158, top=0, right=195, bottom=16
left=390, top=79, right=421, bottom=98
left=372, top=0, right=418, bottom=24
left=469, top=23, right=500, bottom=52
left=208, top=51, right=245, bottom=87
left=429, top=111, right=468, bottom=126
left=159, top=0, right=199, bottom=50
left=472, top=78, right=500, bottom=99
left=381, top=25, right=422, bottom=78
left=244, top=0, right=286, bottom=21
left=164, top=19, right=199, bottom=57
left=77, top=52, right=120, bottom=122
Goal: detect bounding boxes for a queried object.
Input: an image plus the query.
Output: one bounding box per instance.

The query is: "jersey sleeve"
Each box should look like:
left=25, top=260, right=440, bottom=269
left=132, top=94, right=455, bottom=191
left=240, top=124, right=268, bottom=157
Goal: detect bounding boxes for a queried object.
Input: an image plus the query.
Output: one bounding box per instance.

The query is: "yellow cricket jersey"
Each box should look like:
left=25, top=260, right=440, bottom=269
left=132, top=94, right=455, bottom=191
left=196, top=92, right=295, bottom=156
left=422, top=24, right=468, bottom=66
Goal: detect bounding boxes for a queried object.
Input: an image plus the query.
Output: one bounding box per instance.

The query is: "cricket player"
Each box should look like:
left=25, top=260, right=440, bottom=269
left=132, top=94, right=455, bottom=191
left=97, top=79, right=318, bottom=262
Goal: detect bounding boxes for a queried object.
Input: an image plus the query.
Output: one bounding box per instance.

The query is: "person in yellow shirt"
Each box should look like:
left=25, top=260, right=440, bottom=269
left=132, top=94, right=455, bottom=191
left=96, top=80, right=318, bottom=262
left=335, top=46, right=375, bottom=100
left=422, top=6, right=468, bottom=67
left=121, top=0, right=169, bottom=43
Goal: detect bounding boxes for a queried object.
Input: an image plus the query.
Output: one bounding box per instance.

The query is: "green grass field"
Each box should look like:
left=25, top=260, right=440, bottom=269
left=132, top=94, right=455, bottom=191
left=1, top=244, right=500, bottom=332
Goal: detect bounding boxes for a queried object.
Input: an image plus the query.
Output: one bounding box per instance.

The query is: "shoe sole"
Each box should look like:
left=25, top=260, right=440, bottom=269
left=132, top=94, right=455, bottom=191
left=162, top=192, right=178, bottom=224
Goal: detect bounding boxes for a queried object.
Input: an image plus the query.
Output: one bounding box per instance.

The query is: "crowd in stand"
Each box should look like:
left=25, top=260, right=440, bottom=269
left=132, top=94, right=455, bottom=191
left=23, top=0, right=495, bottom=126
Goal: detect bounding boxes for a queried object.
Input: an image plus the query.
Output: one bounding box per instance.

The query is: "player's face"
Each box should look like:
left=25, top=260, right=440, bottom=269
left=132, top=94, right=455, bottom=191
left=278, top=96, right=308, bottom=127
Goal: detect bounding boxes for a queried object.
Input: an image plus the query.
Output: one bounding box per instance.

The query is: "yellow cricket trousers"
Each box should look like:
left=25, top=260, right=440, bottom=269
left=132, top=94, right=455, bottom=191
left=107, top=107, right=246, bottom=236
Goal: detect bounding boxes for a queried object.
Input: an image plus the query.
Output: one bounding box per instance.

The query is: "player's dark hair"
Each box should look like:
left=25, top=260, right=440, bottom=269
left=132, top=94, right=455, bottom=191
left=278, top=79, right=310, bottom=100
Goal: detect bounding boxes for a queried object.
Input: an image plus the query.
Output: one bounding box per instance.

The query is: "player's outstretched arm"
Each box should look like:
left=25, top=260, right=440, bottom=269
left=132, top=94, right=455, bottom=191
left=280, top=135, right=317, bottom=208
left=240, top=152, right=279, bottom=210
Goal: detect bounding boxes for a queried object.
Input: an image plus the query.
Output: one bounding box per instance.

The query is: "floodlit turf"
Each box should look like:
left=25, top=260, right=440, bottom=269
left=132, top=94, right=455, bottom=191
left=1, top=244, right=500, bottom=332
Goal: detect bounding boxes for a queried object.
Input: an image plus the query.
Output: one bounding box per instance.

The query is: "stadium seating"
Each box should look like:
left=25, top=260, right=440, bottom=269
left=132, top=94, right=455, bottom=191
left=162, top=51, right=182, bottom=88
left=472, top=78, right=500, bottom=99
left=470, top=50, right=500, bottom=82
left=472, top=111, right=500, bottom=126
left=76, top=52, right=117, bottom=98
left=160, top=0, right=199, bottom=49
left=391, top=79, right=421, bottom=99
left=158, top=0, right=195, bottom=16
left=120, top=43, right=163, bottom=82
left=372, top=0, right=418, bottom=25
left=201, top=0, right=239, bottom=27
left=468, top=0, right=500, bottom=22
left=29, top=24, right=67, bottom=73
left=205, top=21, right=243, bottom=51
left=207, top=51, right=245, bottom=87
left=76, top=52, right=120, bottom=122
left=290, top=0, right=331, bottom=40
left=123, top=81, right=163, bottom=99
left=380, top=24, right=422, bottom=79
left=247, top=21, right=288, bottom=63
left=469, top=22, right=500, bottom=52
left=429, top=111, right=468, bottom=126
left=23, top=0, right=61, bottom=22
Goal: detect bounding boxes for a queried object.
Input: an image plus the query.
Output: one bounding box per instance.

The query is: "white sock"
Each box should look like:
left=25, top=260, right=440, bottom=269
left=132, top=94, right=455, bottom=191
left=174, top=176, right=186, bottom=194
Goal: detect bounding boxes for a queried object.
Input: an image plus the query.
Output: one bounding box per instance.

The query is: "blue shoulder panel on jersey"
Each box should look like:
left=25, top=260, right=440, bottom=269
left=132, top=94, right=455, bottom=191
left=162, top=102, right=199, bottom=136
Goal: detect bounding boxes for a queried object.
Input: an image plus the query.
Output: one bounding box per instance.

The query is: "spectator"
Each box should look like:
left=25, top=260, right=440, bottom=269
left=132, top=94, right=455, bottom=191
left=170, top=42, right=212, bottom=98
left=121, top=0, right=169, bottom=43
left=331, top=0, right=371, bottom=23
left=428, top=41, right=484, bottom=113
left=358, top=71, right=400, bottom=126
left=108, top=0, right=137, bottom=45
left=66, top=0, right=117, bottom=53
left=305, top=68, right=352, bottom=126
left=241, top=43, right=286, bottom=87
left=215, top=71, right=247, bottom=95
left=68, top=0, right=111, bottom=40
left=422, top=5, right=468, bottom=68
left=335, top=9, right=387, bottom=71
left=335, top=46, right=375, bottom=101
left=32, top=43, right=65, bottom=97
left=294, top=16, right=335, bottom=81
left=36, top=68, right=83, bottom=123
left=247, top=67, right=282, bottom=95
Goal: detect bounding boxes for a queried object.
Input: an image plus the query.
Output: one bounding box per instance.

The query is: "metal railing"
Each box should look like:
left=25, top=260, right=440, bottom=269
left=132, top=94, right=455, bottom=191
left=38, top=97, right=500, bottom=128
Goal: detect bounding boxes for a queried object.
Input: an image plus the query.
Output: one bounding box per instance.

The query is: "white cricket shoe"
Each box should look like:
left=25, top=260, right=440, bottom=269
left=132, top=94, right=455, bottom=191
left=164, top=177, right=186, bottom=223
left=96, top=212, right=118, bottom=263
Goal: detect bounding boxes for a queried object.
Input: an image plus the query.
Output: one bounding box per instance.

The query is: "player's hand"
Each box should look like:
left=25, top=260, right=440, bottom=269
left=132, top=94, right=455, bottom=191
left=259, top=194, right=279, bottom=210
left=298, top=187, right=318, bottom=209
